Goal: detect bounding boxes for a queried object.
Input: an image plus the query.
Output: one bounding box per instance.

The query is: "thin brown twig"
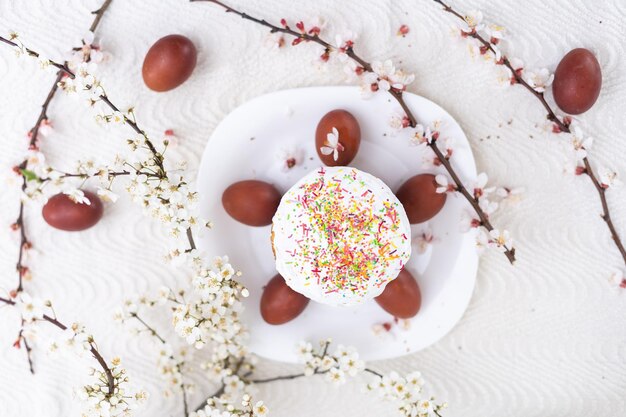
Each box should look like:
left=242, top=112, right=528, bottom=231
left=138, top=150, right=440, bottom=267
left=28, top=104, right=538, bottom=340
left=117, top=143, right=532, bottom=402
left=17, top=323, right=35, bottom=374
left=130, top=312, right=167, bottom=344
left=191, top=0, right=516, bottom=264
left=432, top=0, right=626, bottom=266
left=89, top=0, right=114, bottom=32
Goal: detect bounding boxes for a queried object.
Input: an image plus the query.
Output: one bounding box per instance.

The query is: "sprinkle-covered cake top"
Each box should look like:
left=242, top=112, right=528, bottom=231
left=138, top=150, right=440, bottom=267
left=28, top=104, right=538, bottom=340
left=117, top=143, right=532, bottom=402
left=272, top=166, right=411, bottom=306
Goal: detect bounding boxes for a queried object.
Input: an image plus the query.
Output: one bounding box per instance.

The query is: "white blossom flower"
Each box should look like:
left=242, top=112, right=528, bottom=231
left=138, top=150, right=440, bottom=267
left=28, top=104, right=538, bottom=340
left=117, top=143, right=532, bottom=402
left=338, top=355, right=365, bottom=376
left=495, top=186, right=524, bottom=203
left=524, top=68, right=554, bottom=93
left=410, top=124, right=437, bottom=148
left=17, top=292, right=45, bottom=322
left=326, top=367, right=346, bottom=385
left=478, top=197, right=498, bottom=215
left=598, top=168, right=620, bottom=189
left=484, top=24, right=505, bottom=42
left=435, top=174, right=455, bottom=193
left=388, top=110, right=411, bottom=133
left=372, top=60, right=396, bottom=91
left=369, top=60, right=414, bottom=91
left=414, top=228, right=435, bottom=254
left=489, top=229, right=513, bottom=251
left=320, top=127, right=344, bottom=161
left=276, top=145, right=305, bottom=170
left=608, top=270, right=626, bottom=291
left=296, top=341, right=313, bottom=361
left=569, top=129, right=593, bottom=162
left=460, top=10, right=484, bottom=33
left=63, top=188, right=91, bottom=205
left=265, top=32, right=285, bottom=49
left=334, top=30, right=357, bottom=57
left=475, top=229, right=491, bottom=254
left=97, top=187, right=118, bottom=202
left=253, top=401, right=268, bottom=416
left=472, top=172, right=495, bottom=198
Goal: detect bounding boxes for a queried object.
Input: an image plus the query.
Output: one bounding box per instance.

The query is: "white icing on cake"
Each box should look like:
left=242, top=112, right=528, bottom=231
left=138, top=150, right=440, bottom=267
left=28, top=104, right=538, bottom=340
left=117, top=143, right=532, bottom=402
left=272, top=167, right=412, bottom=306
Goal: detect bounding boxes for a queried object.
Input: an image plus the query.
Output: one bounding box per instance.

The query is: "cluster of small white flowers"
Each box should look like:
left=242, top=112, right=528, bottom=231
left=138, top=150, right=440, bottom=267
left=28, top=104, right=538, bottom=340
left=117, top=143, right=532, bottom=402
left=193, top=395, right=268, bottom=417
left=296, top=340, right=365, bottom=385
left=47, top=322, right=93, bottom=357
left=125, top=167, right=202, bottom=240
left=366, top=371, right=447, bottom=417
left=76, top=358, right=148, bottom=417
left=171, top=255, right=248, bottom=356
left=156, top=344, right=190, bottom=397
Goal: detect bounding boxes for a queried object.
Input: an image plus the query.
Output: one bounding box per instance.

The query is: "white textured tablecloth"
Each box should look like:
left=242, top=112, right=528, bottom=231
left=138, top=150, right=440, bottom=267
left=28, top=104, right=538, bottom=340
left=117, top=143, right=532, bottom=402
left=1, top=0, right=625, bottom=416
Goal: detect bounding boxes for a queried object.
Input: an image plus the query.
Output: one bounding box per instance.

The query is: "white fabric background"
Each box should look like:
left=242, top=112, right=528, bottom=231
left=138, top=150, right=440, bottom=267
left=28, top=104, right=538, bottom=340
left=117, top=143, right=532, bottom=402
left=0, top=0, right=625, bottom=416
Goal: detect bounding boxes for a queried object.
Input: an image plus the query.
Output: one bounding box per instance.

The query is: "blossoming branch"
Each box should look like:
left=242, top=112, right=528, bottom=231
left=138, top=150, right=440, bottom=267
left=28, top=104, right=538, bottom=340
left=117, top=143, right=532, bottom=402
left=191, top=0, right=517, bottom=264
left=432, top=0, right=626, bottom=277
left=0, top=294, right=147, bottom=414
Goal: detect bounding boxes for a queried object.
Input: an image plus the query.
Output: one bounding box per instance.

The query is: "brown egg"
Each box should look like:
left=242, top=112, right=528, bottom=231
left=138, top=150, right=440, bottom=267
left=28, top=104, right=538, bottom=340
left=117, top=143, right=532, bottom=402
left=142, top=35, right=197, bottom=92
left=315, top=109, right=361, bottom=166
left=222, top=180, right=281, bottom=226
left=396, top=174, right=447, bottom=224
left=42, top=191, right=104, bottom=231
left=260, top=274, right=310, bottom=325
left=375, top=269, right=421, bottom=319
left=552, top=48, right=601, bottom=114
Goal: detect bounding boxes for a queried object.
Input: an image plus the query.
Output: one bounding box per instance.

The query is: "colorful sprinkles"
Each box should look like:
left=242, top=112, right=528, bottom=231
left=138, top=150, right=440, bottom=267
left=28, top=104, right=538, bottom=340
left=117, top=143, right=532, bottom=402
left=272, top=167, right=411, bottom=306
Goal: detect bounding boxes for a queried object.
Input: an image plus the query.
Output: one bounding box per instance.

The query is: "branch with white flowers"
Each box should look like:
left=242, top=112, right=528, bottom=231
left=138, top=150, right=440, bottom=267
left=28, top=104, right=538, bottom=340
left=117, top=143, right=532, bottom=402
left=0, top=295, right=147, bottom=415
left=432, top=0, right=626, bottom=271
left=191, top=0, right=516, bottom=264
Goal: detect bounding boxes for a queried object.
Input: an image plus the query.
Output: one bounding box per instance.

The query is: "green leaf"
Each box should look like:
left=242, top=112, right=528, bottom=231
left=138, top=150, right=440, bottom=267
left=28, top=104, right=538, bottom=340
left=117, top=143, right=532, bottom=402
left=19, top=169, right=40, bottom=182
